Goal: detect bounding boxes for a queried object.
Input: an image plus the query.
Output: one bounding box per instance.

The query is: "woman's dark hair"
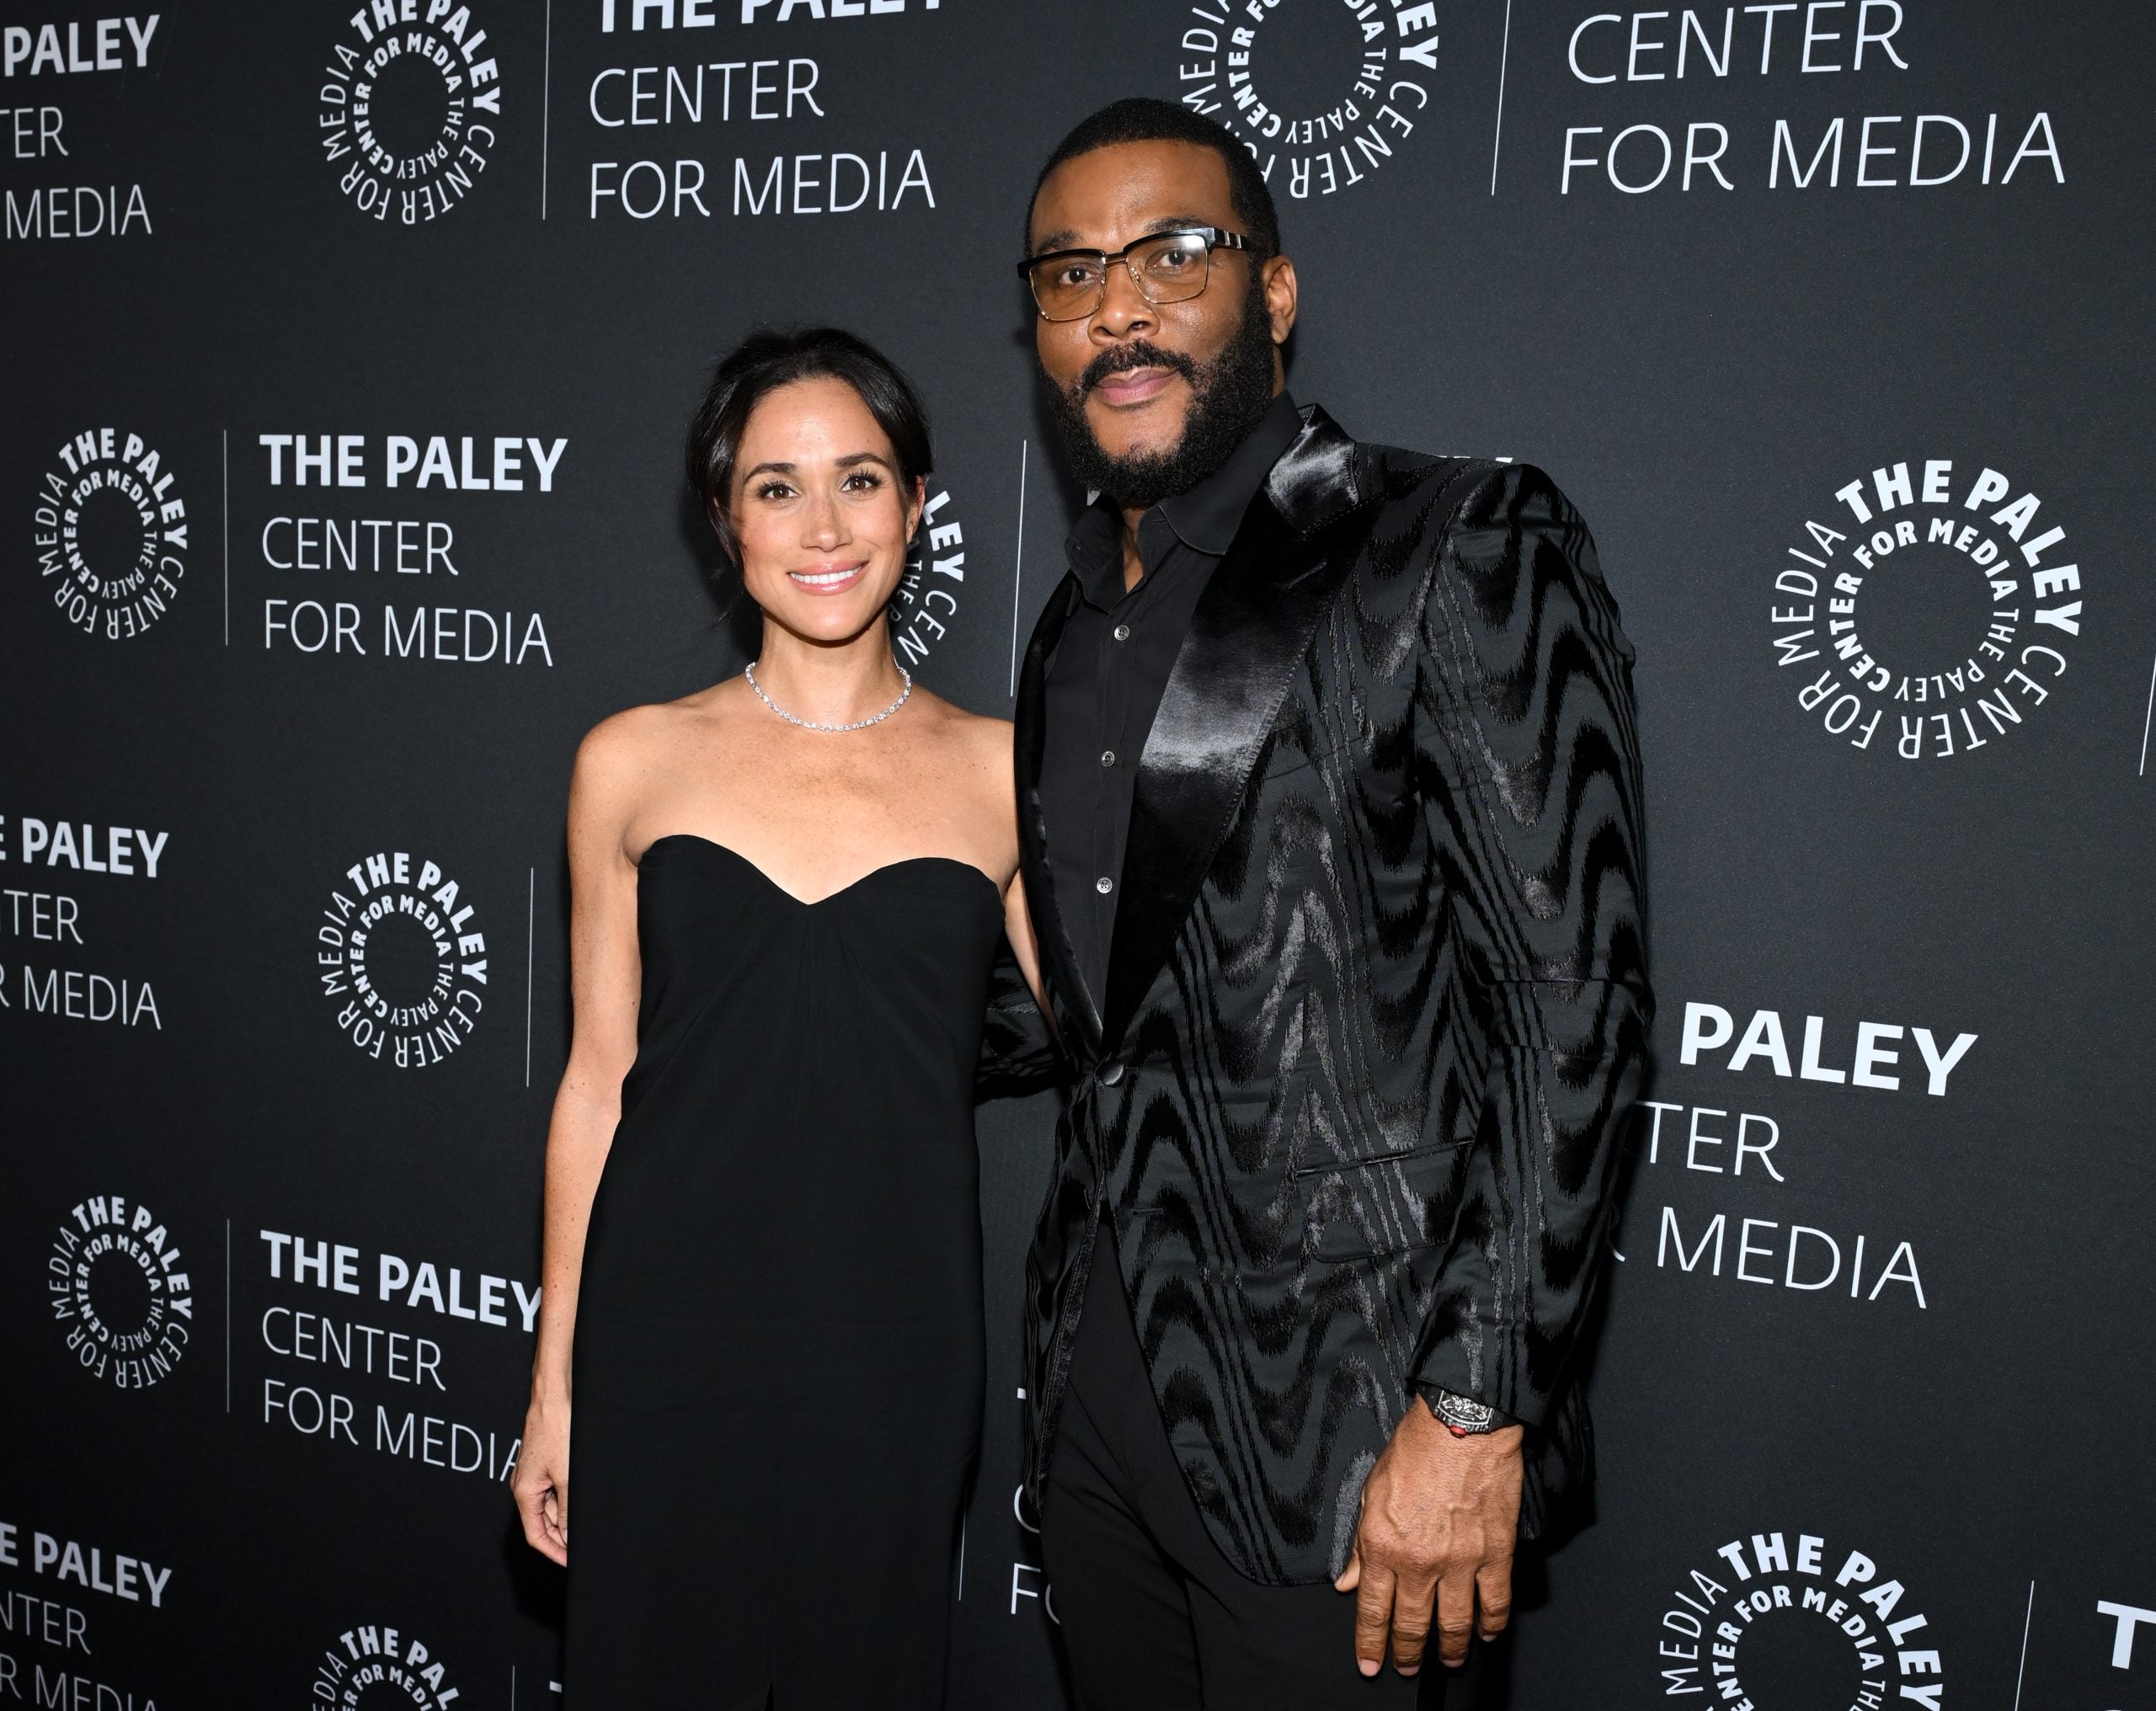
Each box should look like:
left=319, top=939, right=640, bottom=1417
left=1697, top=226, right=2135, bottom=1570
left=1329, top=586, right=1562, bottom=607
left=684, top=326, right=933, bottom=571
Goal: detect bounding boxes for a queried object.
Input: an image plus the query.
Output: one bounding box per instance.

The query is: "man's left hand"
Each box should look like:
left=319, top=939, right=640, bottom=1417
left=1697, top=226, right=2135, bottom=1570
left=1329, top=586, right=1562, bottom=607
left=1333, top=1403, right=1525, bottom=1676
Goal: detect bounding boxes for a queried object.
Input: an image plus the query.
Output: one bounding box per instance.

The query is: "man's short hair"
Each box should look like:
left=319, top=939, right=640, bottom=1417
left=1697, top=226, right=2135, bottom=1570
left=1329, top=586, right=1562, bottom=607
left=1029, top=97, right=1281, bottom=257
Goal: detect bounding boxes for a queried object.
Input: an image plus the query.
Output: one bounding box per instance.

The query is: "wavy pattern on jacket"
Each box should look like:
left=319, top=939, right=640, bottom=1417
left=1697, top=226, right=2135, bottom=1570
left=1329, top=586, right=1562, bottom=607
left=1013, top=407, right=1652, bottom=1586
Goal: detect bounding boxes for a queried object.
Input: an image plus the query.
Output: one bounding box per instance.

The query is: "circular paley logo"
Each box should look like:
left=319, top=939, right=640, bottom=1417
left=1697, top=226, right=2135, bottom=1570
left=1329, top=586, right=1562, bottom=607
left=318, top=850, right=488, bottom=1069
left=318, top=3, right=504, bottom=224
left=1768, top=458, right=2083, bottom=760
left=48, top=1194, right=193, bottom=1389
left=311, top=1625, right=459, bottom=1710
left=887, top=483, right=969, bottom=672
left=1656, top=1530, right=1945, bottom=1708
left=1166, top=0, right=1444, bottom=200
left=33, top=428, right=188, bottom=641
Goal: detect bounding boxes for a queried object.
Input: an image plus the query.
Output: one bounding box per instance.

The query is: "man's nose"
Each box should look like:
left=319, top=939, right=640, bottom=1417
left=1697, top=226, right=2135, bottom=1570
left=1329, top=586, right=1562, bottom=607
left=1091, top=262, right=1156, bottom=342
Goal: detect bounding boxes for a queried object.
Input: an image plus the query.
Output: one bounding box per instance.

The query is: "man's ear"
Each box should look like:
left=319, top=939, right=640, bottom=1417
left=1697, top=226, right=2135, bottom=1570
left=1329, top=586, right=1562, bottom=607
left=1263, top=253, right=1299, bottom=346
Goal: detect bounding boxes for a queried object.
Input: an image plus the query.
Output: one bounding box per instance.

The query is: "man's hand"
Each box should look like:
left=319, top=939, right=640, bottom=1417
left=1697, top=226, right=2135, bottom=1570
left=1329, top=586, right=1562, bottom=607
left=1332, top=1402, right=1524, bottom=1676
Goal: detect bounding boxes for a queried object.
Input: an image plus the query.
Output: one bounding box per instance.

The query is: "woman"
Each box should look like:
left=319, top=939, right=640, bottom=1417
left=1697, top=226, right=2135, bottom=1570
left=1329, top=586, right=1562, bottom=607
left=512, top=328, right=1047, bottom=1707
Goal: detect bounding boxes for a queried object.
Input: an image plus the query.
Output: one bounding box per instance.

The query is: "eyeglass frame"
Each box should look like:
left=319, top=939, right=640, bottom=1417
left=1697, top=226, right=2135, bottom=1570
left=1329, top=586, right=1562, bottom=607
left=1016, top=227, right=1265, bottom=322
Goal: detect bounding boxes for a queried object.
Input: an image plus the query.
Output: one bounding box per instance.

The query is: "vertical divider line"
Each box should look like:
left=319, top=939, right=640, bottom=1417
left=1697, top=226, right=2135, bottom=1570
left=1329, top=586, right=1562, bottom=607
left=525, top=867, right=536, bottom=1088
left=1489, top=0, right=1514, bottom=195
left=1008, top=439, right=1029, bottom=698
left=223, top=1218, right=231, bottom=1412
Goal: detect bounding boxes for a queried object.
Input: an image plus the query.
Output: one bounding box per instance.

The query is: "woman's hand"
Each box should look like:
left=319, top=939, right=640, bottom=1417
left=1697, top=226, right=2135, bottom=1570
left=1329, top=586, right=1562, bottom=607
left=513, top=1391, right=572, bottom=1565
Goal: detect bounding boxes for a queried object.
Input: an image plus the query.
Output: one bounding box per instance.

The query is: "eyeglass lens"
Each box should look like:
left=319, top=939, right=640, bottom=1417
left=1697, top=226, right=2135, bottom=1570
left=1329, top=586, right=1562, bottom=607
left=1030, top=233, right=1215, bottom=322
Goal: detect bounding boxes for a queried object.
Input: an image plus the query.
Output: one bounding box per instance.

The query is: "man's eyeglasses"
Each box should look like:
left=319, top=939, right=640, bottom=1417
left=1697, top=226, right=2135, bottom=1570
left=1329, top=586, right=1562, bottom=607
left=1017, top=227, right=1262, bottom=323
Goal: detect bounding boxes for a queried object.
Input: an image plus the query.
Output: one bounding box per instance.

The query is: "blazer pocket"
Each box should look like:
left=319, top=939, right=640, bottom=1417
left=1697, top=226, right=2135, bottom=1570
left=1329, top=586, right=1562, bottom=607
left=1296, top=1133, right=1474, bottom=1262
left=1289, top=1130, right=1474, bottom=1182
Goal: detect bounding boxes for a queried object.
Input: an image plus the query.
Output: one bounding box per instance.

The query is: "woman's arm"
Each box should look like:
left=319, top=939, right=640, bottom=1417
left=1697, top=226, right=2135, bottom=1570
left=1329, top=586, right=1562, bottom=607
left=975, top=718, right=1066, bottom=1098
left=1003, top=873, right=1047, bottom=1014
left=512, top=717, right=648, bottom=1564
left=993, top=716, right=1047, bottom=1013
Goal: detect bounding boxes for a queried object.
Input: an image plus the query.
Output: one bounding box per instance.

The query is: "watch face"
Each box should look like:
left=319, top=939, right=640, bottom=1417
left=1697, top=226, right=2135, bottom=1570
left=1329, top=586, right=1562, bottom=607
left=1436, top=1393, right=1496, bottom=1431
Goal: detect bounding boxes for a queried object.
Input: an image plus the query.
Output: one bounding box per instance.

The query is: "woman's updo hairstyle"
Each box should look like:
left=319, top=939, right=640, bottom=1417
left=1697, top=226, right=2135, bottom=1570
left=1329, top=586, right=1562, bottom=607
left=685, top=326, right=934, bottom=574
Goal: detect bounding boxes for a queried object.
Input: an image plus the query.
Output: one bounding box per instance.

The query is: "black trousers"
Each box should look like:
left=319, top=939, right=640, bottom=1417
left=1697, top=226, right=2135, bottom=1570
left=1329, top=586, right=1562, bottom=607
left=1040, top=1236, right=1485, bottom=1711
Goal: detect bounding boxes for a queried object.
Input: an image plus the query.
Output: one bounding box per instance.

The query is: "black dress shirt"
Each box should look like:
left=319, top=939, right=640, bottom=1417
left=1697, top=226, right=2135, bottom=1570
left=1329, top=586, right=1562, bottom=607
left=1039, top=391, right=1305, bottom=1009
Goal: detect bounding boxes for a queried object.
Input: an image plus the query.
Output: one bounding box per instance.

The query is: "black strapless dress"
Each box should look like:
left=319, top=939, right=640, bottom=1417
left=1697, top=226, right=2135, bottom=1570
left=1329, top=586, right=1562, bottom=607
left=567, top=835, right=1005, bottom=1709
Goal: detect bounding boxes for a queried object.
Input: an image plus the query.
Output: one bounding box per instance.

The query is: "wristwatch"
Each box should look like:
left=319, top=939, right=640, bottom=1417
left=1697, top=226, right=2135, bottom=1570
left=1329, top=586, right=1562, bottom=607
left=1417, top=1384, right=1510, bottom=1436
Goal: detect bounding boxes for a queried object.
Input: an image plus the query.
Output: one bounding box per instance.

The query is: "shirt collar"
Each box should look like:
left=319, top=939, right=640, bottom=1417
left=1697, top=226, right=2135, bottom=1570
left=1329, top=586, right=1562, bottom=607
left=1064, top=390, right=1305, bottom=603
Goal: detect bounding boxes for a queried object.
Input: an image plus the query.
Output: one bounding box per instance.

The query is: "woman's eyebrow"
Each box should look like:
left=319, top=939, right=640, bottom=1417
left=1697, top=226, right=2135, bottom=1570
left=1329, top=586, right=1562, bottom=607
left=740, top=451, right=892, bottom=482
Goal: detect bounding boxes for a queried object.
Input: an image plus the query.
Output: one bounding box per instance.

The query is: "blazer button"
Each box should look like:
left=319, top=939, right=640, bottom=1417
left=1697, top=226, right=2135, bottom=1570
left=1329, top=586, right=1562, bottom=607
left=1098, top=1061, right=1124, bottom=1086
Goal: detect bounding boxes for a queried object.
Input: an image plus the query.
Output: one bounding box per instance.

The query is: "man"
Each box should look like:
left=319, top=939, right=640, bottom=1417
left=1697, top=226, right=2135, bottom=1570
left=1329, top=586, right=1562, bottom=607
left=1010, top=99, right=1652, bottom=1708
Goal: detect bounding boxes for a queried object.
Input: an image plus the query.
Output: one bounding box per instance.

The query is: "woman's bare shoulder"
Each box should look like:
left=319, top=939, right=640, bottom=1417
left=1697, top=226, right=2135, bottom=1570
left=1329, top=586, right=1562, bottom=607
left=939, top=706, right=1017, bottom=802
left=573, top=683, right=744, bottom=803
left=572, top=703, right=661, bottom=788
left=909, top=688, right=1012, bottom=756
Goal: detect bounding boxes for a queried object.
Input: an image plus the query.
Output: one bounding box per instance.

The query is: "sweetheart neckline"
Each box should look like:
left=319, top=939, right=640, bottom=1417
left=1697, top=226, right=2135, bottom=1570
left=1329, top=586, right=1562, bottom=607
left=640, top=833, right=1001, bottom=909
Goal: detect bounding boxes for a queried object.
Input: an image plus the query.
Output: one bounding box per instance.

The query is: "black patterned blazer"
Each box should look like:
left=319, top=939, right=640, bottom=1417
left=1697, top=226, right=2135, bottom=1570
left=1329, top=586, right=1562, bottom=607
left=1010, top=405, right=1652, bottom=1586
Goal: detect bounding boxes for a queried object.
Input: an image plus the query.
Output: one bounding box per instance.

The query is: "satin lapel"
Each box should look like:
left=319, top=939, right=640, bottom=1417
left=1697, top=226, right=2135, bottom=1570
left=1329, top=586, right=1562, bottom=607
left=1100, top=409, right=1365, bottom=1051
left=1014, top=573, right=1104, bottom=1057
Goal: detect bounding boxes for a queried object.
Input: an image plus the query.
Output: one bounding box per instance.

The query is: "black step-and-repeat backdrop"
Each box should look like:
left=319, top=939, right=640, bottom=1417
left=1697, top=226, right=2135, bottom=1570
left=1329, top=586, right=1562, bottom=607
left=4, top=2, right=2151, bottom=1706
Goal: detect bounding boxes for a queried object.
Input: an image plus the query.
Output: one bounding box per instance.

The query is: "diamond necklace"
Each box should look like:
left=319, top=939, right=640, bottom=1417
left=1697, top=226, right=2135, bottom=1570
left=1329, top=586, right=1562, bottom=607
left=744, top=660, right=913, bottom=733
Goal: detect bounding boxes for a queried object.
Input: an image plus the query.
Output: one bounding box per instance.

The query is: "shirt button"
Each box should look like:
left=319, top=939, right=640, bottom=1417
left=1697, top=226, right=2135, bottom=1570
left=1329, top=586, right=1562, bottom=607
left=1113, top=624, right=1131, bottom=642
left=1101, top=749, right=1116, bottom=768
left=1099, top=1061, right=1124, bottom=1086
left=1096, top=876, right=1113, bottom=894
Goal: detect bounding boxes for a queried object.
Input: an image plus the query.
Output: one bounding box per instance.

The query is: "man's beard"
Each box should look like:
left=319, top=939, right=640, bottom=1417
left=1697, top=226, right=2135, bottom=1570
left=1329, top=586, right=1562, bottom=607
left=1043, top=274, right=1279, bottom=511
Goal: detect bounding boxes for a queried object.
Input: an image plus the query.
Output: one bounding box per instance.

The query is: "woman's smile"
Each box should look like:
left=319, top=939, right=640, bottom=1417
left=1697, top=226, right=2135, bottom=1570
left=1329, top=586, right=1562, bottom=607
left=787, top=561, right=871, bottom=594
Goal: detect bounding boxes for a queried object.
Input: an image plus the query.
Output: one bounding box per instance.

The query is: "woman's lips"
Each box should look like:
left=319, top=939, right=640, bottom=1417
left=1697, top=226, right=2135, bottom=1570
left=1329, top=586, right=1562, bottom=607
left=1091, top=366, right=1177, bottom=407
left=788, top=562, right=868, bottom=594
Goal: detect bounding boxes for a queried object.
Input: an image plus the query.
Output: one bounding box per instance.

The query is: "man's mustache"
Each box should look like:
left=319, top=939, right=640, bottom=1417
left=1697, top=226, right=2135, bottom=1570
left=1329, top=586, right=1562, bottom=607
left=1076, top=343, right=1198, bottom=399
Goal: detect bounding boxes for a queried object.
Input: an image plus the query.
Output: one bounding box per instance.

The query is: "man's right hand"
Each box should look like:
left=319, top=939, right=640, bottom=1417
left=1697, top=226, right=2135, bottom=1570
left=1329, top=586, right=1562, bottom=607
left=513, top=1394, right=571, bottom=1564
left=1335, top=1402, right=1524, bottom=1675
